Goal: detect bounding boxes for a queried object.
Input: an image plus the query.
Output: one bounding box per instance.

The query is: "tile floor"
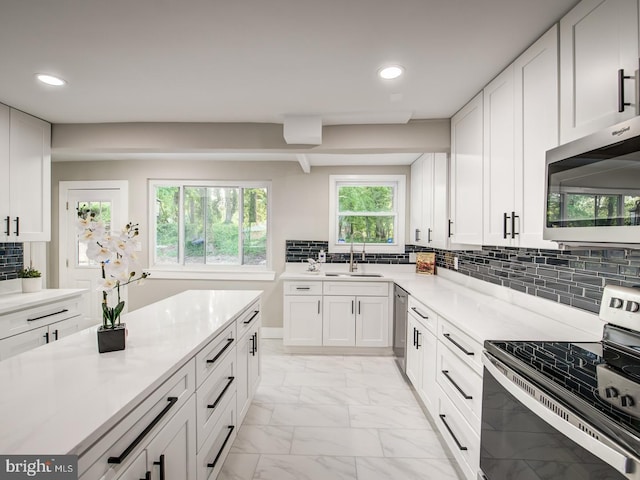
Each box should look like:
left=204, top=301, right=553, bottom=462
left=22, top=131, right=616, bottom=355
left=219, top=339, right=463, bottom=480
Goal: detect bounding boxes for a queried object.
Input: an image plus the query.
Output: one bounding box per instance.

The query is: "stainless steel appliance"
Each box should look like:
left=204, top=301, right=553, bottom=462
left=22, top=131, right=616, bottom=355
left=544, top=115, right=640, bottom=246
left=481, top=285, right=640, bottom=480
left=393, top=284, right=408, bottom=371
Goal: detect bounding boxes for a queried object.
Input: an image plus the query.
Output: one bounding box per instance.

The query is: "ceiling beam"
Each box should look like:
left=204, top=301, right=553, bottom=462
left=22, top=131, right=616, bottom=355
left=296, top=154, right=311, bottom=174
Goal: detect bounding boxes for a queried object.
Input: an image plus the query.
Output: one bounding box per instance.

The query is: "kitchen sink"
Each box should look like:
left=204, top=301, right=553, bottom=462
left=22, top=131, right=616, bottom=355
left=324, top=272, right=383, bottom=277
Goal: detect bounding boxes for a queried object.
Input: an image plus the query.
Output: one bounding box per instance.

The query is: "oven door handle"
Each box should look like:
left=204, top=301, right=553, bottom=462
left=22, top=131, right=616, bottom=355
left=482, top=351, right=636, bottom=476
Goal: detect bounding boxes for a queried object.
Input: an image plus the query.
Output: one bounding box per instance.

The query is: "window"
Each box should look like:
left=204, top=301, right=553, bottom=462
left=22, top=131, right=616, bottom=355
left=547, top=189, right=640, bottom=227
left=150, top=180, right=271, bottom=275
left=329, top=175, right=406, bottom=253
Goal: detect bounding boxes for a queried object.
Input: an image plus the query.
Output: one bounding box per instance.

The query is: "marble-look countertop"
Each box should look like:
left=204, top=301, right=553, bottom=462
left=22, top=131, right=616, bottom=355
left=281, top=266, right=604, bottom=342
left=0, top=289, right=262, bottom=456
left=0, top=288, right=87, bottom=316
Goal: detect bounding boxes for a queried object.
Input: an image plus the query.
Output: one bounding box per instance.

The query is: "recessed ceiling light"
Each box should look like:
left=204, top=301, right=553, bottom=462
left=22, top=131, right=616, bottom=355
left=378, top=65, right=404, bottom=80
left=35, top=74, right=66, bottom=86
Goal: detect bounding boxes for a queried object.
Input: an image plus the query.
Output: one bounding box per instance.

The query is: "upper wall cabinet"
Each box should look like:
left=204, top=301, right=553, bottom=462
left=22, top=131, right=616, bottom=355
left=483, top=25, right=560, bottom=249
left=560, top=0, right=639, bottom=143
left=450, top=92, right=484, bottom=246
left=0, top=105, right=51, bottom=242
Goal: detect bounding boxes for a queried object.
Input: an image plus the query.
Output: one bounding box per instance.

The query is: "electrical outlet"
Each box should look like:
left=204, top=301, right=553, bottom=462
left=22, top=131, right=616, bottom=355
left=453, top=256, right=459, bottom=270
left=409, top=252, right=417, bottom=263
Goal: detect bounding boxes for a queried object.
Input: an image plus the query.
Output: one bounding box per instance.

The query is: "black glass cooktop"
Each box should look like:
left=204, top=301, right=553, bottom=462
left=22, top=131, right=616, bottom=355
left=484, top=338, right=640, bottom=455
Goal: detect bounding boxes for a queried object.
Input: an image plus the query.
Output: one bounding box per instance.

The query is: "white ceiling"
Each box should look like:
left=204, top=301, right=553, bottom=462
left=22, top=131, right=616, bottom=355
left=0, top=0, right=579, bottom=126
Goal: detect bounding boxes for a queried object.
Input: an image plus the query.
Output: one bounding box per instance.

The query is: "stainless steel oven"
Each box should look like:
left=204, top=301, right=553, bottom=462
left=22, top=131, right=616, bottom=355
left=480, top=285, right=640, bottom=480
left=544, top=115, right=640, bottom=246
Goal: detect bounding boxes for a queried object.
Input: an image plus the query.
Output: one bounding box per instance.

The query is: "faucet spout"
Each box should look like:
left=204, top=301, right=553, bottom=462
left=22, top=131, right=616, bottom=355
left=349, top=240, right=357, bottom=272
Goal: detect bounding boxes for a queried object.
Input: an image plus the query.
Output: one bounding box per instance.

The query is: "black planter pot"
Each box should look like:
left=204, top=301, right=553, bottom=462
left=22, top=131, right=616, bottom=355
left=97, top=324, right=126, bottom=353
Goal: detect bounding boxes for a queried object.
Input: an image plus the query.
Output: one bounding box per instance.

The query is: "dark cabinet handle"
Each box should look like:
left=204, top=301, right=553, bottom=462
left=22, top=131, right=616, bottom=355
left=503, top=212, right=510, bottom=239
left=358, top=301, right=361, bottom=315
left=317, top=300, right=320, bottom=314
left=442, top=370, right=473, bottom=399
left=53, top=329, right=59, bottom=341
left=443, top=333, right=474, bottom=356
left=207, top=425, right=235, bottom=469
left=140, top=472, right=151, bottom=480
left=153, top=454, right=165, bottom=480
left=4, top=216, right=9, bottom=236
left=243, top=310, right=260, bottom=324
left=619, top=68, right=633, bottom=112
left=448, top=220, right=453, bottom=238
left=43, top=331, right=49, bottom=344
left=27, top=309, right=69, bottom=322
left=511, top=211, right=519, bottom=239
left=416, top=330, right=421, bottom=349
left=351, top=300, right=354, bottom=315
left=439, top=414, right=468, bottom=451
left=415, top=228, right=421, bottom=242
left=295, top=287, right=311, bottom=291
left=410, top=306, right=429, bottom=320
left=427, top=228, right=432, bottom=243
left=206, top=338, right=234, bottom=364
left=254, top=332, right=258, bottom=354
left=14, top=217, right=19, bottom=236
left=412, top=327, right=417, bottom=347
left=207, top=377, right=235, bottom=410
left=108, top=397, right=178, bottom=464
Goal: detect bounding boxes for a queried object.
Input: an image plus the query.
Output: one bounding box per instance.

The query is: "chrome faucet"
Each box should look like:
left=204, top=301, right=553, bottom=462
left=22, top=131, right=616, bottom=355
left=349, top=238, right=366, bottom=272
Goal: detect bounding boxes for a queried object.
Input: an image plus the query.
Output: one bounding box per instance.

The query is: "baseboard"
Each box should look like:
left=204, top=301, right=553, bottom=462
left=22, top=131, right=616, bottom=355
left=261, top=327, right=283, bottom=339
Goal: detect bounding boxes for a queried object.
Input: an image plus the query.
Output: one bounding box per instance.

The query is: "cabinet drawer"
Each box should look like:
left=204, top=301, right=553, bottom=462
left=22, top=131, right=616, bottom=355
left=196, top=392, right=237, bottom=480
left=323, top=281, right=388, bottom=296
left=78, top=359, right=196, bottom=479
left=196, top=344, right=237, bottom=452
left=438, top=318, right=483, bottom=375
left=436, top=386, right=479, bottom=480
left=284, top=281, right=322, bottom=295
left=236, top=299, right=261, bottom=340
left=437, top=343, right=482, bottom=434
left=408, top=296, right=437, bottom=335
left=0, top=298, right=80, bottom=340
left=195, top=323, right=236, bottom=388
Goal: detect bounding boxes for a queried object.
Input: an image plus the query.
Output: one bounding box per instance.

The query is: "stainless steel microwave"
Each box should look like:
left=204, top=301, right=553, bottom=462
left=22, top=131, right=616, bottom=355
left=544, top=116, right=640, bottom=246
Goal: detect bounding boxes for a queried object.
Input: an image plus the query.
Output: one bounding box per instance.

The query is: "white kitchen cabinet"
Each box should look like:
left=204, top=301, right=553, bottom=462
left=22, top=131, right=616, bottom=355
left=410, top=153, right=449, bottom=248
left=560, top=0, right=639, bottom=143
left=0, top=106, right=51, bottom=242
left=450, top=92, right=484, bottom=245
left=355, top=295, right=389, bottom=347
left=405, top=313, right=423, bottom=388
left=236, top=305, right=261, bottom=425
left=323, top=295, right=356, bottom=346
left=283, top=294, right=323, bottom=346
left=0, top=326, right=48, bottom=360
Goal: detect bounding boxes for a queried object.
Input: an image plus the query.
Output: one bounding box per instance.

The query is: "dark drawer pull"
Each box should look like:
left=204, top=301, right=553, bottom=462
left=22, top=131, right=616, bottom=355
left=108, top=397, right=178, bottom=464
left=206, top=338, right=234, bottom=364
left=410, top=306, right=429, bottom=320
left=153, top=454, right=165, bottom=480
left=443, top=333, right=474, bottom=356
left=207, top=425, right=235, bottom=469
left=140, top=472, right=151, bottom=480
left=207, top=377, right=235, bottom=410
left=14, top=216, right=19, bottom=236
left=439, top=414, right=468, bottom=451
left=295, top=287, right=311, bottom=290
left=442, top=370, right=472, bottom=399
left=243, top=310, right=260, bottom=324
left=4, top=216, right=9, bottom=236
left=27, top=309, right=69, bottom=322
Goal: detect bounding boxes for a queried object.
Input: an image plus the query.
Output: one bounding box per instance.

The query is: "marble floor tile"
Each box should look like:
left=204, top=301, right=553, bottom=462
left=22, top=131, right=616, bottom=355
left=298, top=386, right=370, bottom=405
left=252, top=386, right=301, bottom=404
left=253, top=455, right=357, bottom=480
left=291, top=427, right=384, bottom=457
left=269, top=404, right=350, bottom=427
left=355, top=457, right=461, bottom=480
left=378, top=428, right=452, bottom=458
left=349, top=405, right=432, bottom=429
left=259, top=369, right=286, bottom=386
left=230, top=425, right=294, bottom=454
left=366, top=387, right=422, bottom=406
left=302, top=356, right=364, bottom=373
left=243, top=403, right=274, bottom=425
left=345, top=371, right=410, bottom=389
left=283, top=371, right=347, bottom=387
left=218, top=453, right=260, bottom=480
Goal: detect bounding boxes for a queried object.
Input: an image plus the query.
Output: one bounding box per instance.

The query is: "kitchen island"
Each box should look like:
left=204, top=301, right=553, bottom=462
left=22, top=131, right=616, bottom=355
left=0, top=289, right=262, bottom=480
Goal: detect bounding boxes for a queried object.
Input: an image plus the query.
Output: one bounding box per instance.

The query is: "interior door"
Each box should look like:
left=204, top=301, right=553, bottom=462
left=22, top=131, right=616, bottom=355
left=59, top=181, right=128, bottom=324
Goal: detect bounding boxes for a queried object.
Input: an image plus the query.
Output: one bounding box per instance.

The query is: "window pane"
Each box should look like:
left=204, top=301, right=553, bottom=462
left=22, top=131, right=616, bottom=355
left=154, top=186, right=179, bottom=264
left=206, top=187, right=240, bottom=265
left=626, top=196, right=640, bottom=225
left=338, top=215, right=395, bottom=244
left=77, top=201, right=112, bottom=267
left=338, top=186, right=394, bottom=212
left=243, top=188, right=268, bottom=265
left=184, top=187, right=207, bottom=264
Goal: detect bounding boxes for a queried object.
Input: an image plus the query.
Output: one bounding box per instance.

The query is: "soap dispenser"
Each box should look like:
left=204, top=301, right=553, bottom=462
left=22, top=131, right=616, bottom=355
left=318, top=249, right=326, bottom=263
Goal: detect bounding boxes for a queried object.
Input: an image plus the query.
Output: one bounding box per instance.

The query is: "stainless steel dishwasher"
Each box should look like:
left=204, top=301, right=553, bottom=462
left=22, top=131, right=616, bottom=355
left=393, top=284, right=408, bottom=372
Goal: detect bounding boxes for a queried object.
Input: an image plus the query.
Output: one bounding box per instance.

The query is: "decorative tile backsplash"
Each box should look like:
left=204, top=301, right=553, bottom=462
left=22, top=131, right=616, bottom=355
left=285, top=240, right=640, bottom=314
left=0, top=243, right=24, bottom=281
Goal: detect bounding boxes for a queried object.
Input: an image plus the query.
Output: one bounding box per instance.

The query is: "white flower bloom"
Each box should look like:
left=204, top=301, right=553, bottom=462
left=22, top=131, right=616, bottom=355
left=104, top=257, right=128, bottom=277
left=86, top=242, right=112, bottom=263
left=96, top=278, right=117, bottom=292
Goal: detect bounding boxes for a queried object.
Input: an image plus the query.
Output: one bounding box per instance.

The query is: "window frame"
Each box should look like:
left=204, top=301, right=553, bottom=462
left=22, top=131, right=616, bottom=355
left=148, top=179, right=273, bottom=278
left=328, top=174, right=406, bottom=254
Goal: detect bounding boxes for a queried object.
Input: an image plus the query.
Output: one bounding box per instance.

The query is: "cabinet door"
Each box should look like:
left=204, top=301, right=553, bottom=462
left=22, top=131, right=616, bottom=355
left=450, top=92, right=484, bottom=245
left=0, top=326, right=48, bottom=361
left=421, top=154, right=434, bottom=246
left=8, top=109, right=51, bottom=241
left=418, top=330, right=437, bottom=417
left=514, top=25, right=560, bottom=249
left=410, top=156, right=425, bottom=245
left=405, top=314, right=423, bottom=389
left=483, top=66, right=515, bottom=246
left=0, top=104, right=9, bottom=242
left=355, top=296, right=389, bottom=347
left=283, top=295, right=322, bottom=346
left=236, top=332, right=250, bottom=424
left=560, top=0, right=639, bottom=143
left=49, top=315, right=83, bottom=342
left=322, top=296, right=356, bottom=346
left=248, top=325, right=261, bottom=398
left=146, top=396, right=196, bottom=480
left=431, top=153, right=449, bottom=249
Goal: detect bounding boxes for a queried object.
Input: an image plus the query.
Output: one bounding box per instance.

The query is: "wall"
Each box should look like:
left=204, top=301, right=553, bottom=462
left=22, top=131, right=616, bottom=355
left=50, top=160, right=411, bottom=328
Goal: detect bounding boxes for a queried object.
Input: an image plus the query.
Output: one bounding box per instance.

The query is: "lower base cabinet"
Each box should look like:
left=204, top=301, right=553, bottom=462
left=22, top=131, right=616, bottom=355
left=237, top=318, right=261, bottom=425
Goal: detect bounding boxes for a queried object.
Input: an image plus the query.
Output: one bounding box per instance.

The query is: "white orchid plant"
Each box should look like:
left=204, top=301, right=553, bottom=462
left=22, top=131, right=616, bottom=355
left=77, top=206, right=149, bottom=329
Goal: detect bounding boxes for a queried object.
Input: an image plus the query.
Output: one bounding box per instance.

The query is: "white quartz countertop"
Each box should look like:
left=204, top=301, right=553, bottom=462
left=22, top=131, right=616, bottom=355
left=281, top=267, right=604, bottom=342
left=0, top=288, right=87, bottom=315
left=0, top=289, right=262, bottom=456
